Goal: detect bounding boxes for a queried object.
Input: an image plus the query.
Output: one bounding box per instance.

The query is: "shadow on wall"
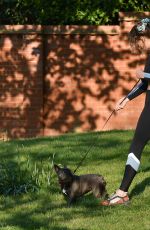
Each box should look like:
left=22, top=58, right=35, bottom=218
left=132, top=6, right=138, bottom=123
left=43, top=24, right=146, bottom=136
left=0, top=26, right=43, bottom=138
left=0, top=20, right=147, bottom=138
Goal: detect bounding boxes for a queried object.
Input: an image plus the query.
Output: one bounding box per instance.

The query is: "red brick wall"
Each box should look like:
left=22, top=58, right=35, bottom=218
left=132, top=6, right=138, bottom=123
left=0, top=26, right=43, bottom=138
left=0, top=12, right=150, bottom=139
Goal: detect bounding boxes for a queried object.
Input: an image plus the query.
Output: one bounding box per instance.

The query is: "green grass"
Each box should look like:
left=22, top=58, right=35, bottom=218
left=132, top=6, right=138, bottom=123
left=0, top=130, right=150, bottom=230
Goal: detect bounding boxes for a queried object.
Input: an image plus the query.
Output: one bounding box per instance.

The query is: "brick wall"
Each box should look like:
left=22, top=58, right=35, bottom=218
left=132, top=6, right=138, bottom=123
left=0, top=26, right=43, bottom=138
left=0, top=12, right=150, bottom=139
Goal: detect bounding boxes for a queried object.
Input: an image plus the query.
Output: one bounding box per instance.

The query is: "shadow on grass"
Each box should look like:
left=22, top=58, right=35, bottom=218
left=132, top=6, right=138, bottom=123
left=130, top=176, right=150, bottom=199
left=0, top=130, right=140, bottom=229
left=0, top=191, right=72, bottom=230
left=0, top=130, right=132, bottom=167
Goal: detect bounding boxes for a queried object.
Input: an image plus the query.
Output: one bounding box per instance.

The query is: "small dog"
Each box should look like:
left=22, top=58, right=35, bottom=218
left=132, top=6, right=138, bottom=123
left=54, top=164, right=107, bottom=206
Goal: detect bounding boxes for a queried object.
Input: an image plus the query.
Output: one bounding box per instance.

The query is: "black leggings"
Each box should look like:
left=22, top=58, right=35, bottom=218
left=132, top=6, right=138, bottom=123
left=120, top=91, right=150, bottom=192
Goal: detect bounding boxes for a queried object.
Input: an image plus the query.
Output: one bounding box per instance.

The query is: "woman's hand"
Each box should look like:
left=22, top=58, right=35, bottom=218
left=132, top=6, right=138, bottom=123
left=136, top=70, right=144, bottom=79
left=115, top=97, right=129, bottom=111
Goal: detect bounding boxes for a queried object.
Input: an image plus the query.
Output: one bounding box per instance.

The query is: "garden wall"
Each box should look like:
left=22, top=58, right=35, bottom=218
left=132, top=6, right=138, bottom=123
left=0, top=12, right=150, bottom=139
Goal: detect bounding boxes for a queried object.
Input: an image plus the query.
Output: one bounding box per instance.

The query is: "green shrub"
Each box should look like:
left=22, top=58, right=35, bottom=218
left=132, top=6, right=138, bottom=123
left=0, top=0, right=149, bottom=25
left=0, top=153, right=55, bottom=196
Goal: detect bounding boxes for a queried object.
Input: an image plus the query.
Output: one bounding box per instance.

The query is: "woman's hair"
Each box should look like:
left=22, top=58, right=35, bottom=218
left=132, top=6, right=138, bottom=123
left=128, top=18, right=150, bottom=53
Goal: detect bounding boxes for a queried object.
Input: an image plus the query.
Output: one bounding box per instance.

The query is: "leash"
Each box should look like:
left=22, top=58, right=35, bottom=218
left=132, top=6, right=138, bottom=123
left=73, top=79, right=140, bottom=174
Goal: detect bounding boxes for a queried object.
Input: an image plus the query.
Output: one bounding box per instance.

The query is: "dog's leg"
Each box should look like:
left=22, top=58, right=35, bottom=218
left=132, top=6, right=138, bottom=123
left=92, top=182, right=107, bottom=198
left=92, top=186, right=101, bottom=198
left=68, top=196, right=75, bottom=207
left=99, top=182, right=107, bottom=198
left=67, top=190, right=77, bottom=207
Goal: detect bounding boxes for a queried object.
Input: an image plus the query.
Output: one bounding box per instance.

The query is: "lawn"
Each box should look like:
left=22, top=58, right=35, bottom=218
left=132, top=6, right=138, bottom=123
left=0, top=130, right=150, bottom=230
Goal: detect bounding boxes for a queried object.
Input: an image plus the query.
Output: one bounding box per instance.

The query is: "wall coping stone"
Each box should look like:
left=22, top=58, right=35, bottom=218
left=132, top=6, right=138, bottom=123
left=0, top=12, right=150, bottom=35
left=0, top=25, right=120, bottom=35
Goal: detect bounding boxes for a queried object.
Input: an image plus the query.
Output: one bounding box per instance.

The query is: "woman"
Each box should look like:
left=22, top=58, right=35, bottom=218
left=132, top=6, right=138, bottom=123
left=101, top=18, right=150, bottom=206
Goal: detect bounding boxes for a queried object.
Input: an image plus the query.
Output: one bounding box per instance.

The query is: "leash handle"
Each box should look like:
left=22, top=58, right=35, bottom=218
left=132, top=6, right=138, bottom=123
left=73, top=79, right=140, bottom=174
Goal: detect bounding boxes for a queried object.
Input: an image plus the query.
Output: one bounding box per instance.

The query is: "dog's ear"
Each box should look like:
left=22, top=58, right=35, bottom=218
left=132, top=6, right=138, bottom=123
left=54, top=164, right=60, bottom=173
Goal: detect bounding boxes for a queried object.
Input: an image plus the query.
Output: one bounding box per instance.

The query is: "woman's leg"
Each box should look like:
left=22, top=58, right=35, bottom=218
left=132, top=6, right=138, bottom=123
left=101, top=92, right=150, bottom=206
left=119, top=133, right=148, bottom=192
left=101, top=114, right=149, bottom=206
left=119, top=98, right=150, bottom=192
left=105, top=132, right=148, bottom=205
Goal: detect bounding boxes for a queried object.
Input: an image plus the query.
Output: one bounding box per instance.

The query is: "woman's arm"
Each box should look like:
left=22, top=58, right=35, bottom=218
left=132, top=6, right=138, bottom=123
left=136, top=54, right=150, bottom=80
left=143, top=72, right=150, bottom=79
left=116, top=73, right=148, bottom=111
left=136, top=70, right=150, bottom=80
left=127, top=79, right=148, bottom=100
left=115, top=80, right=148, bottom=111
